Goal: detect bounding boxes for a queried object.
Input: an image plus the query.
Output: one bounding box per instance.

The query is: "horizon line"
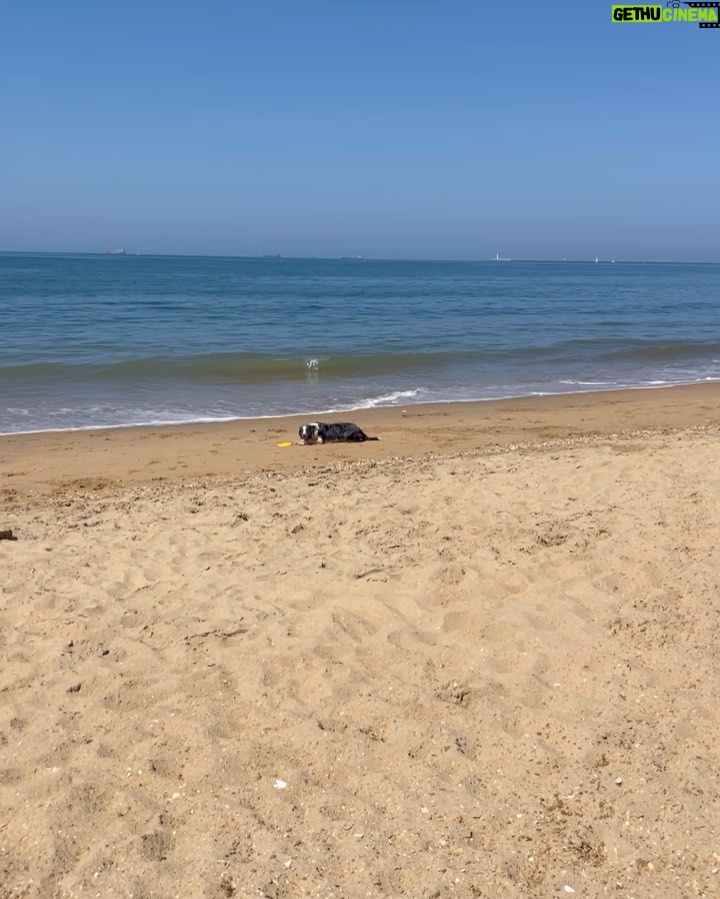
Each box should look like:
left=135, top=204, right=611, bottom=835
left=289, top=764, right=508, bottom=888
left=2, top=250, right=720, bottom=265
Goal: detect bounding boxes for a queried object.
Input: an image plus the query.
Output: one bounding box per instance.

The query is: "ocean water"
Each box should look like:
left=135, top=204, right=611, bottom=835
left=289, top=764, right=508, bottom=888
left=1, top=253, right=719, bottom=435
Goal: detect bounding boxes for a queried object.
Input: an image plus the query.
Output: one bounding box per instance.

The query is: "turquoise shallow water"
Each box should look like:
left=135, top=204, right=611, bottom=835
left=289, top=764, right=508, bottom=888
left=1, top=253, right=719, bottom=434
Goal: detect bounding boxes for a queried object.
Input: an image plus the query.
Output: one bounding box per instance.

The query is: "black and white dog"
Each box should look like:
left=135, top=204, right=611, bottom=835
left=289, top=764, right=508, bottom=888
left=298, top=421, right=379, bottom=445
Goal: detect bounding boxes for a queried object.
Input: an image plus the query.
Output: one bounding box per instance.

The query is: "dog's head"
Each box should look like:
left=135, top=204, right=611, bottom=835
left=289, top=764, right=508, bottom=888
left=298, top=422, right=320, bottom=445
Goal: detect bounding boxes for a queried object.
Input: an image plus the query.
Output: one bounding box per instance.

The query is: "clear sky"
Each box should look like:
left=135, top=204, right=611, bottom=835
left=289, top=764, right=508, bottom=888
left=1, top=0, right=718, bottom=260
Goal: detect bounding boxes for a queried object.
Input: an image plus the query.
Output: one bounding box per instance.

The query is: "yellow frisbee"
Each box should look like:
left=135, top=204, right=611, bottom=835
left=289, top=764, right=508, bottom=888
left=277, top=441, right=293, bottom=447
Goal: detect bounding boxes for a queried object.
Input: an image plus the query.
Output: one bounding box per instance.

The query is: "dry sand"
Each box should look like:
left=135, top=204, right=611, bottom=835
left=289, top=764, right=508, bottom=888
left=1, top=384, right=719, bottom=898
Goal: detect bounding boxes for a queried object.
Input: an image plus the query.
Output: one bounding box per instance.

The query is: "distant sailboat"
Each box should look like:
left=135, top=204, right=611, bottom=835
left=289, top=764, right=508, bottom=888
left=493, top=252, right=511, bottom=262
left=595, top=256, right=599, bottom=263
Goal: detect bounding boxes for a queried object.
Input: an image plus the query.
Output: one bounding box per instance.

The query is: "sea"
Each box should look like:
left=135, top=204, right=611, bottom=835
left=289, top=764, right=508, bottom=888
left=1, top=253, right=719, bottom=435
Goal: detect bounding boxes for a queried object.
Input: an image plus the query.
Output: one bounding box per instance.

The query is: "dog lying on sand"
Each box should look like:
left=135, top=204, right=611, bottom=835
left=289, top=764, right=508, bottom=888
left=298, top=422, right=379, bottom=445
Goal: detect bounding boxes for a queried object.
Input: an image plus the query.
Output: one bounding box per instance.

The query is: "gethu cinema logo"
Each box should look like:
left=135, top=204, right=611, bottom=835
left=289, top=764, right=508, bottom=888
left=612, top=2, right=719, bottom=26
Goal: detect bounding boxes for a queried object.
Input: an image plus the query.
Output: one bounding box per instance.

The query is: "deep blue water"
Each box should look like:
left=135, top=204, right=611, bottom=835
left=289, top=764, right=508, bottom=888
left=1, top=253, right=719, bottom=434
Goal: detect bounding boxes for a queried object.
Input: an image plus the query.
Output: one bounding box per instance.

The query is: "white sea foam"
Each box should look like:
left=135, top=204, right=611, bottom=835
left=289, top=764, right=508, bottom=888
left=355, top=388, right=427, bottom=408
left=559, top=380, right=613, bottom=386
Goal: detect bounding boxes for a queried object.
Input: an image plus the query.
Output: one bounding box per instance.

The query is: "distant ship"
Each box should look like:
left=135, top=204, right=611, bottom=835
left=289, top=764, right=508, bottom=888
left=107, top=248, right=126, bottom=256
left=493, top=252, right=511, bottom=261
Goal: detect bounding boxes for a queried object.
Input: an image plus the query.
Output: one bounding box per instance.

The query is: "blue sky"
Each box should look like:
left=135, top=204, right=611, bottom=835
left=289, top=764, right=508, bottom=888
left=1, top=0, right=718, bottom=260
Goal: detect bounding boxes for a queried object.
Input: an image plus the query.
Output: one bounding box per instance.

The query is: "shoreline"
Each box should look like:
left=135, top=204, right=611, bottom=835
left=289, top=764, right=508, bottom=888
left=2, top=381, right=719, bottom=497
left=3, top=377, right=719, bottom=439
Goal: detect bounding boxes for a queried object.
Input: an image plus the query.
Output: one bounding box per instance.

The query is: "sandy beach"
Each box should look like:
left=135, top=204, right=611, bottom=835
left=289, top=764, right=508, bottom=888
left=2, top=384, right=719, bottom=898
